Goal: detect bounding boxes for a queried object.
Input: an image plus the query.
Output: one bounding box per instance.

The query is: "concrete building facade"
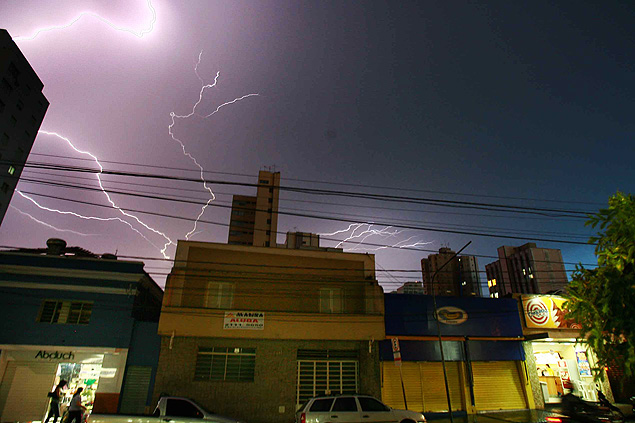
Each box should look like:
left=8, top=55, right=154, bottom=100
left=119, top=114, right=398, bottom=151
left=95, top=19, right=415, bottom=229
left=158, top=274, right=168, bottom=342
left=421, top=248, right=480, bottom=296
left=228, top=170, right=280, bottom=247
left=155, top=240, right=385, bottom=423
left=0, top=239, right=163, bottom=422
left=485, top=243, right=568, bottom=297
left=0, top=29, right=49, bottom=225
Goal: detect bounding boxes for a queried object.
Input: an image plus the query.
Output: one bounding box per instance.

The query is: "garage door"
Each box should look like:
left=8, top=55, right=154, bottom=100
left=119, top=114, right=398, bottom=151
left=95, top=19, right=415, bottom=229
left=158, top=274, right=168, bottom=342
left=381, top=362, right=464, bottom=413
left=0, top=362, right=57, bottom=422
left=471, top=361, right=527, bottom=411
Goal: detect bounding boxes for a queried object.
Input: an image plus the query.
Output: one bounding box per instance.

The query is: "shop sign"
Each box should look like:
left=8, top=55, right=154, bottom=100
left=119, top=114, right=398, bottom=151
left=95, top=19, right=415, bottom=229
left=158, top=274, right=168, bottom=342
left=224, top=311, right=264, bottom=330
left=435, top=306, right=468, bottom=325
left=522, top=295, right=582, bottom=329
left=576, top=351, right=592, bottom=376
left=35, top=350, right=75, bottom=361
left=391, top=338, right=402, bottom=366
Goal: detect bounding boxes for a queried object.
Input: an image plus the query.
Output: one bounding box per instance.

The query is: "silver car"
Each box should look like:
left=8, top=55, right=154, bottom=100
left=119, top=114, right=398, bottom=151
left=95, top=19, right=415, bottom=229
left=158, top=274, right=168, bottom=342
left=296, top=395, right=426, bottom=423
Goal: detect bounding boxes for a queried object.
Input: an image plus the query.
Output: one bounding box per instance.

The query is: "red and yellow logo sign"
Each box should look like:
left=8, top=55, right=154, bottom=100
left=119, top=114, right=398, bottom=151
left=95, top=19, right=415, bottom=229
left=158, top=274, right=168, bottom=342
left=521, top=295, right=581, bottom=329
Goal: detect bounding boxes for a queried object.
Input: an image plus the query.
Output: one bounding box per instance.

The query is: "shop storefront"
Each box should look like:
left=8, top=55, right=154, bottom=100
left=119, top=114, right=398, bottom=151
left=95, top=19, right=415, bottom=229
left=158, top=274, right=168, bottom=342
left=380, top=294, right=534, bottom=414
left=518, top=294, right=614, bottom=407
left=0, top=346, right=128, bottom=423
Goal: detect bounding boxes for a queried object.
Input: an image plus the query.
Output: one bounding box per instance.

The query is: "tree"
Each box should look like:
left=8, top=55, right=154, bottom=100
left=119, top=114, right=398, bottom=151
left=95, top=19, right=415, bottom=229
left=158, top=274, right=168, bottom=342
left=566, top=192, right=635, bottom=384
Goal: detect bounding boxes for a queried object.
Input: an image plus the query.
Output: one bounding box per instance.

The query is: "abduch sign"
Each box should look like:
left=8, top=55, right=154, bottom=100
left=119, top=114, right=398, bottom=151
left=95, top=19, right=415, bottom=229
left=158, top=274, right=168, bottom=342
left=224, top=311, right=265, bottom=330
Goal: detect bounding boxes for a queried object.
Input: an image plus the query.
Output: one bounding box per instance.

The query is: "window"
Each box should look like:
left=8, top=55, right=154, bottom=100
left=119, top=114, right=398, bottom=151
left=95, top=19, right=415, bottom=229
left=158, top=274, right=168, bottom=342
left=165, top=399, right=203, bottom=418
left=195, top=347, right=256, bottom=381
left=309, top=399, right=334, bottom=412
left=332, top=397, right=358, bottom=412
left=16, top=100, right=23, bottom=111
left=11, top=115, right=17, bottom=126
left=8, top=63, right=20, bottom=79
left=268, top=198, right=272, bottom=204
left=8, top=166, right=15, bottom=175
left=38, top=300, right=93, bottom=324
left=259, top=179, right=269, bottom=184
left=320, top=288, right=343, bottom=313
left=266, top=219, right=271, bottom=224
left=0, top=99, right=5, bottom=113
left=1, top=183, right=9, bottom=194
left=1, top=133, right=8, bottom=146
left=205, top=282, right=233, bottom=309
left=358, top=397, right=390, bottom=412
left=1, top=78, right=12, bottom=95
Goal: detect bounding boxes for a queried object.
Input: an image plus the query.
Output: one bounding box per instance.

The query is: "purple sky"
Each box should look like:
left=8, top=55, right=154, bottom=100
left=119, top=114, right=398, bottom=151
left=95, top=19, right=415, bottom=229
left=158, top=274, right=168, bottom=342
left=1, top=0, right=634, bottom=290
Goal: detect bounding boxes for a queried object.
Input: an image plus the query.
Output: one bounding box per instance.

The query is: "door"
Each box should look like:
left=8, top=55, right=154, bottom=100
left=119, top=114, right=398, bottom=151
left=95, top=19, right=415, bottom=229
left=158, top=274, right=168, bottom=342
left=329, top=397, right=360, bottom=423
left=471, top=361, right=528, bottom=411
left=357, top=396, right=397, bottom=423
left=297, top=360, right=358, bottom=407
left=119, top=366, right=152, bottom=414
left=0, top=362, right=57, bottom=422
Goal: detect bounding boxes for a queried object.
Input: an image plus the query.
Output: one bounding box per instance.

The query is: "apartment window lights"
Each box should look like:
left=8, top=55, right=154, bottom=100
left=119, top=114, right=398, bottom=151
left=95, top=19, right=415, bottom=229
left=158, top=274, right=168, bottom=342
left=259, top=179, right=269, bottom=184
left=8, top=166, right=15, bottom=175
left=320, top=288, right=343, bottom=313
left=38, top=300, right=93, bottom=324
left=194, top=347, right=255, bottom=381
left=205, top=282, right=233, bottom=309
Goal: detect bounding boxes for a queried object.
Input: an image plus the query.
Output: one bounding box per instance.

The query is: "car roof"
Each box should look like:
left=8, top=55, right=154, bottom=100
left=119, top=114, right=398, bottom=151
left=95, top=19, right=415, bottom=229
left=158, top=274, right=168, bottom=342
left=308, top=394, right=375, bottom=400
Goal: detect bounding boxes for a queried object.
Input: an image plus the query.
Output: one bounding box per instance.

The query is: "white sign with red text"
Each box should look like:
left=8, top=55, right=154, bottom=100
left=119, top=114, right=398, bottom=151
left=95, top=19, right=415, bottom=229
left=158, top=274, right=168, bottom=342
left=224, top=311, right=265, bottom=330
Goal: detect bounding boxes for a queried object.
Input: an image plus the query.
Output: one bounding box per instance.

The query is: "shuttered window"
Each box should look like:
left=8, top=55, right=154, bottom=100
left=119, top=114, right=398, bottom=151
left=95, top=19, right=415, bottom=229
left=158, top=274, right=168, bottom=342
left=119, top=366, right=152, bottom=414
left=471, top=361, right=527, bottom=411
left=195, top=347, right=255, bottom=382
left=38, top=300, right=92, bottom=325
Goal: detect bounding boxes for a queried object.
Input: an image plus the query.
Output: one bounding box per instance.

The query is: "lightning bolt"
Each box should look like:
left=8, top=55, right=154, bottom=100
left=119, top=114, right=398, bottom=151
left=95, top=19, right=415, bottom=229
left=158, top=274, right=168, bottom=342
left=36, top=130, right=175, bottom=258
left=16, top=192, right=161, bottom=251
left=9, top=205, right=98, bottom=236
left=168, top=51, right=259, bottom=239
left=12, top=0, right=157, bottom=42
left=322, top=223, right=434, bottom=252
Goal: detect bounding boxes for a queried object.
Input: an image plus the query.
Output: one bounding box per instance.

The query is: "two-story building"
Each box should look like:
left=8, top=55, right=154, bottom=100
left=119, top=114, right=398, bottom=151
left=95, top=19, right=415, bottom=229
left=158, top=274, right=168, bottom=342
left=154, top=237, right=385, bottom=423
left=0, top=239, right=163, bottom=422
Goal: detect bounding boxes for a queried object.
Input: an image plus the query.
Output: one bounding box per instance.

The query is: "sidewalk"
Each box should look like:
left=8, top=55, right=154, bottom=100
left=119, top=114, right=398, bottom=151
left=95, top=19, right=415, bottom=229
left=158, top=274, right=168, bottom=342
left=425, top=409, right=569, bottom=423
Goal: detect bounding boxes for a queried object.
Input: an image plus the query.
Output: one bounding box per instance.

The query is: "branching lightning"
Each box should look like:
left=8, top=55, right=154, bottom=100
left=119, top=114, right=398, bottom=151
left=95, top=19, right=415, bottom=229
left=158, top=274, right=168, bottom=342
left=320, top=223, right=434, bottom=252
left=16, top=192, right=161, bottom=250
left=10, top=205, right=97, bottom=236
left=12, top=0, right=157, bottom=41
left=36, top=130, right=175, bottom=257
left=168, top=51, right=259, bottom=239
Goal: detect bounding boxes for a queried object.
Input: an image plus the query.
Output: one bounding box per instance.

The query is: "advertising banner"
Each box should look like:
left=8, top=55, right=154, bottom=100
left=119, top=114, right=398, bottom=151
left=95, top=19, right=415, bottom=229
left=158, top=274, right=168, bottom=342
left=224, top=311, right=265, bottom=330
left=522, top=295, right=581, bottom=329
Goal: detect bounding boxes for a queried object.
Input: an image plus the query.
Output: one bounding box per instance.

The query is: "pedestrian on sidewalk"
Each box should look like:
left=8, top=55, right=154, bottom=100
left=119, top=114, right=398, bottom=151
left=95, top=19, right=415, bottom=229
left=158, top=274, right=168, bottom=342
left=67, top=387, right=87, bottom=423
left=44, top=380, right=68, bottom=423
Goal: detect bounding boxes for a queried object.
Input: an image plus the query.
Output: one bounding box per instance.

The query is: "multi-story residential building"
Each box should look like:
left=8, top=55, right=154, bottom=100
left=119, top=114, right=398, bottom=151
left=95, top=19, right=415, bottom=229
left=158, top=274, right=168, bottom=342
left=0, top=29, right=49, bottom=225
left=421, top=248, right=480, bottom=296
left=227, top=170, right=280, bottom=247
left=0, top=238, right=163, bottom=422
left=395, top=281, right=425, bottom=295
left=485, top=243, right=568, bottom=297
left=155, top=236, right=385, bottom=423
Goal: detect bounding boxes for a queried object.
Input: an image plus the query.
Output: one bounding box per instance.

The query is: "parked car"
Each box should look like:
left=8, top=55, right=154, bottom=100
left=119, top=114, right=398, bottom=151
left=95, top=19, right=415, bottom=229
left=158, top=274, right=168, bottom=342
left=296, top=394, right=426, bottom=423
left=88, top=396, right=243, bottom=423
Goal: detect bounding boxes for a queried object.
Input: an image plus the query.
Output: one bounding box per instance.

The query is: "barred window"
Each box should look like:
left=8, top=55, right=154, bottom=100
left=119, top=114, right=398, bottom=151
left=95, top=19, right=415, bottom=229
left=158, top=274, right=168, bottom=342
left=195, top=347, right=255, bottom=381
left=38, top=300, right=93, bottom=324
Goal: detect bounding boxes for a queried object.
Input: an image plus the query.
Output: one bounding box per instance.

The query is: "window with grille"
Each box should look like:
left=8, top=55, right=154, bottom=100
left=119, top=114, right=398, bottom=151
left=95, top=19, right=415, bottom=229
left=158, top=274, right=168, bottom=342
left=194, top=347, right=255, bottom=381
left=205, top=282, right=233, bottom=309
left=297, top=351, right=358, bottom=406
left=38, top=300, right=93, bottom=324
left=319, top=288, right=343, bottom=313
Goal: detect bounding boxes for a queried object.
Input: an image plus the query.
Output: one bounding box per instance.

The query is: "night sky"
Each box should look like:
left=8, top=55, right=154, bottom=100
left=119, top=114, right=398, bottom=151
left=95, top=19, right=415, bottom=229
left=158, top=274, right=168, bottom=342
left=1, top=0, right=633, bottom=290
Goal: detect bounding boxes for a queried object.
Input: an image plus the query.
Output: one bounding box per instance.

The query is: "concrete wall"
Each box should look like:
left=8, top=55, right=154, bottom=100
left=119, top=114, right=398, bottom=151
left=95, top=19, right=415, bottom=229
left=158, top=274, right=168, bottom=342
left=523, top=342, right=544, bottom=409
left=153, top=336, right=381, bottom=423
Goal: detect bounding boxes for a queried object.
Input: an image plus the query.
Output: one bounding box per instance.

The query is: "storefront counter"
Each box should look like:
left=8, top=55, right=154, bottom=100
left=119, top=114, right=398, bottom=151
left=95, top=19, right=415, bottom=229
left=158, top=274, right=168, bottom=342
left=539, top=376, right=563, bottom=397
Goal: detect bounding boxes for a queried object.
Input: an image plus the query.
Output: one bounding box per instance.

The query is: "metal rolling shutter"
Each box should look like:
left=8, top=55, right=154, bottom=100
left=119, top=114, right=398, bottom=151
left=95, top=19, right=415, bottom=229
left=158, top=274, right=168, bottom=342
left=471, top=361, right=527, bottom=411
left=119, top=366, right=152, bottom=414
left=381, top=362, right=464, bottom=413
left=0, top=362, right=57, bottom=422
left=297, top=351, right=359, bottom=407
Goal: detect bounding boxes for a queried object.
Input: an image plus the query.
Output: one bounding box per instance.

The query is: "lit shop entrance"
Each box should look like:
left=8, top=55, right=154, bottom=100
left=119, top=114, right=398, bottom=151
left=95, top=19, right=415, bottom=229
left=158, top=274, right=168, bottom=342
left=0, top=347, right=126, bottom=423
left=532, top=340, right=597, bottom=404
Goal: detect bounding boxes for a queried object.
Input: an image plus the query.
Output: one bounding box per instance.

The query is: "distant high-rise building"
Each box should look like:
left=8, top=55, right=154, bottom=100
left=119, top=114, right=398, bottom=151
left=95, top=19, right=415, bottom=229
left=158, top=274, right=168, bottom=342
left=228, top=170, right=280, bottom=247
left=421, top=247, right=481, bottom=296
left=485, top=243, right=568, bottom=298
left=395, top=281, right=425, bottom=295
left=0, top=29, right=49, bottom=225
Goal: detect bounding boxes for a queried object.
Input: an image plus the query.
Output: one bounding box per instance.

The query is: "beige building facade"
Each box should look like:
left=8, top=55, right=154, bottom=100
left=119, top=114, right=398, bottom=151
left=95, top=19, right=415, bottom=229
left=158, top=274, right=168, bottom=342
left=155, top=241, right=385, bottom=423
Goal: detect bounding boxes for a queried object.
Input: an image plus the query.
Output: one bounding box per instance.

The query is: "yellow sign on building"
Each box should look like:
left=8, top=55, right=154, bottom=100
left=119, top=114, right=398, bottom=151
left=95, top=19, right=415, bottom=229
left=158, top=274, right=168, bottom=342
left=521, top=295, right=581, bottom=329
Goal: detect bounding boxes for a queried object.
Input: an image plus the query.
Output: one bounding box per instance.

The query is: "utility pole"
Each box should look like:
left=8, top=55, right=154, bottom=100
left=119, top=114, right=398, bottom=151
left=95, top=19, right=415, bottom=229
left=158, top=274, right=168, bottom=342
left=431, top=241, right=471, bottom=423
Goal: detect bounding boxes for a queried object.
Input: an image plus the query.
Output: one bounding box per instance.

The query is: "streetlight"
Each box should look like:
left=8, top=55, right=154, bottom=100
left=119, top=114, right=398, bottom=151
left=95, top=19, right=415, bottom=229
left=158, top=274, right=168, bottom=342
left=430, top=241, right=471, bottom=423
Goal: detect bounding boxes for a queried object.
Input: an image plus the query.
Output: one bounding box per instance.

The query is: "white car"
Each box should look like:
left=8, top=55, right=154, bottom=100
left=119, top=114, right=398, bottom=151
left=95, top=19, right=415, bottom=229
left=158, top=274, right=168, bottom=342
left=296, top=395, right=426, bottom=423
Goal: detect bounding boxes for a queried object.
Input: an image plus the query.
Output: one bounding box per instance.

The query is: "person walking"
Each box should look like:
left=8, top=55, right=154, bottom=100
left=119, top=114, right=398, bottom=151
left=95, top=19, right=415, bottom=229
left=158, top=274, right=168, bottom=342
left=44, top=380, right=67, bottom=423
left=67, top=387, right=86, bottom=423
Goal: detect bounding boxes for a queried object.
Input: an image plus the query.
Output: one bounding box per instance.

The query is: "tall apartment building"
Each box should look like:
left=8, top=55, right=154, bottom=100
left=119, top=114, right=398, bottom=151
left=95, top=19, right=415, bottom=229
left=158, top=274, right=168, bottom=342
left=421, top=247, right=481, bottom=296
left=394, top=281, right=425, bottom=295
left=485, top=243, right=568, bottom=298
left=0, top=29, right=49, bottom=225
left=227, top=170, right=280, bottom=247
